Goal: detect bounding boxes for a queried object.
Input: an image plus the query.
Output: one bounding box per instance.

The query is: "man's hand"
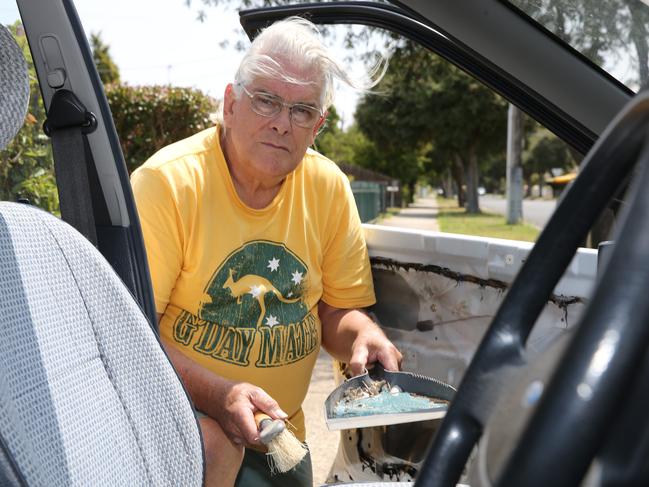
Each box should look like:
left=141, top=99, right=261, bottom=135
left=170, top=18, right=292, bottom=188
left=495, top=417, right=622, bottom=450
left=348, top=325, right=402, bottom=376
left=159, top=334, right=287, bottom=446
left=210, top=379, right=288, bottom=446
left=319, top=302, right=403, bottom=376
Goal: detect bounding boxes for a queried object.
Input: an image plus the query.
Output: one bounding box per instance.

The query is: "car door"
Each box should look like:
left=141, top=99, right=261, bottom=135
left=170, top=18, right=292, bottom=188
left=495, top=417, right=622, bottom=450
left=8, top=0, right=640, bottom=484
left=238, top=1, right=624, bottom=483
left=16, top=0, right=156, bottom=326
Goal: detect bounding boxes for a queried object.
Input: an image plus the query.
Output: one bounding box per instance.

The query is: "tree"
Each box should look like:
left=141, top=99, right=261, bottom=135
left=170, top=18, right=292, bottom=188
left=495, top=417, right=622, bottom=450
left=353, top=89, right=424, bottom=203
left=514, top=0, right=649, bottom=88
left=523, top=125, right=577, bottom=197
left=90, top=32, right=121, bottom=85
left=312, top=106, right=378, bottom=172
left=355, top=41, right=507, bottom=212
left=0, top=22, right=58, bottom=213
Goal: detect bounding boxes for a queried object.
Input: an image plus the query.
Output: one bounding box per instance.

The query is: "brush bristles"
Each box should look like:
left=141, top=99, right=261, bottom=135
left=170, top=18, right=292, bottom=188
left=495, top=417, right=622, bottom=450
left=265, top=429, right=308, bottom=474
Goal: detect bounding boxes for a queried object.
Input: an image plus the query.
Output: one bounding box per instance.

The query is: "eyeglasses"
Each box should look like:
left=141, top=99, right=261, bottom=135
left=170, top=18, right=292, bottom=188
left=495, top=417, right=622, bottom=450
left=239, top=84, right=324, bottom=129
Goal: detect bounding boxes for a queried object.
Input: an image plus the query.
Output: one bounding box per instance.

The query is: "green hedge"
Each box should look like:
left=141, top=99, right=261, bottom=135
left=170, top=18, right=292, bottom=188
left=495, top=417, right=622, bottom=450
left=0, top=24, right=57, bottom=212
left=106, top=84, right=218, bottom=173
left=1, top=25, right=217, bottom=211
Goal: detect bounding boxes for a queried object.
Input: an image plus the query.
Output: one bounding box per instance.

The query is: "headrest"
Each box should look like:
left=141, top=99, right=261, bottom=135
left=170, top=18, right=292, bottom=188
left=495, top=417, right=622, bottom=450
left=0, top=23, right=29, bottom=150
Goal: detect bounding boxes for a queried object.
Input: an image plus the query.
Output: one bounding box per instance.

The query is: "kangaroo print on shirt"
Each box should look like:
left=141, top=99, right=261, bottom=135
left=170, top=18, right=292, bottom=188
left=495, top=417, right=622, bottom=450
left=172, top=240, right=318, bottom=367
left=222, top=268, right=301, bottom=328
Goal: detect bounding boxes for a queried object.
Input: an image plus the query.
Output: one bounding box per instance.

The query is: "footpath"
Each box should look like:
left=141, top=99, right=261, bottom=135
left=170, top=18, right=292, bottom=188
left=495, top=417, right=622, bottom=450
left=377, top=196, right=440, bottom=231
left=303, top=197, right=439, bottom=485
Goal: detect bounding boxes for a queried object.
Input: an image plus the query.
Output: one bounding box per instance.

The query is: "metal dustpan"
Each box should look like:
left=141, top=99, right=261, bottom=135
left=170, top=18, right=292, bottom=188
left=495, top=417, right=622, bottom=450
left=324, top=364, right=456, bottom=430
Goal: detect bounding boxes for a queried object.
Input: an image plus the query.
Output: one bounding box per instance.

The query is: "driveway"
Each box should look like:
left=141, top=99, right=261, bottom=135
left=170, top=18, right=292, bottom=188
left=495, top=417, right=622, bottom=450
left=303, top=349, right=339, bottom=485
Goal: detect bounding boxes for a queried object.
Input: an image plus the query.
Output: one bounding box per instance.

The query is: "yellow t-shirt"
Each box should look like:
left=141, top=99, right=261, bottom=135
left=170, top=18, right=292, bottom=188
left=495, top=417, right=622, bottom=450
left=131, top=126, right=375, bottom=441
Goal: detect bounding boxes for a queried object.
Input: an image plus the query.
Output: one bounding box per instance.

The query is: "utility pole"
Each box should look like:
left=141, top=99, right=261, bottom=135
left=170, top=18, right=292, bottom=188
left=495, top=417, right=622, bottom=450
left=506, top=103, right=524, bottom=224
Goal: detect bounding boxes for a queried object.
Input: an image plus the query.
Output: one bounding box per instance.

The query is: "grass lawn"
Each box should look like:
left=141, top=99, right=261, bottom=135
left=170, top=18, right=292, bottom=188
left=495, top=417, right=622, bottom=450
left=371, top=207, right=402, bottom=224
left=437, top=197, right=540, bottom=242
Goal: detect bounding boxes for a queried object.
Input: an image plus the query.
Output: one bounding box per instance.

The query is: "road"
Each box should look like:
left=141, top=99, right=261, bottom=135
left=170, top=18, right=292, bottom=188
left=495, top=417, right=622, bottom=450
left=479, top=195, right=557, bottom=229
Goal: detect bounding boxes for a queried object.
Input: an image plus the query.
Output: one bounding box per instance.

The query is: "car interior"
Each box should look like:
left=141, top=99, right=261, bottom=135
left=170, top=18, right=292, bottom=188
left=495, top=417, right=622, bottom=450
left=0, top=19, right=204, bottom=486
left=3, top=1, right=649, bottom=486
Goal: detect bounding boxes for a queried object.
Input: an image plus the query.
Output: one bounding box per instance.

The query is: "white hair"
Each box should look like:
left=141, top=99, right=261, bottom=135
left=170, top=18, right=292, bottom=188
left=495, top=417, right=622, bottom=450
left=232, top=16, right=387, bottom=109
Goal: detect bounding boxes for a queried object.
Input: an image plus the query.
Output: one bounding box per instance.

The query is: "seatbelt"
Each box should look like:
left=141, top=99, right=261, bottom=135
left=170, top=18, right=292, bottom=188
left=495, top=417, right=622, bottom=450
left=44, top=89, right=98, bottom=246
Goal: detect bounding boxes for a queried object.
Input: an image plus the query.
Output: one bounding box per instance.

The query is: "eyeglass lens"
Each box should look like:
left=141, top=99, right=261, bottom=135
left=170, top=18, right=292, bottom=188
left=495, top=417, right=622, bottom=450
left=249, top=91, right=321, bottom=128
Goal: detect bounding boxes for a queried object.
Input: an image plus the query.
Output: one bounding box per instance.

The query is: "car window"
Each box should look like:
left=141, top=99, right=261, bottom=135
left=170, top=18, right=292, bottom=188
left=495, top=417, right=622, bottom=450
left=0, top=14, right=581, bottom=243
left=508, top=0, right=649, bottom=93
left=314, top=25, right=578, bottom=242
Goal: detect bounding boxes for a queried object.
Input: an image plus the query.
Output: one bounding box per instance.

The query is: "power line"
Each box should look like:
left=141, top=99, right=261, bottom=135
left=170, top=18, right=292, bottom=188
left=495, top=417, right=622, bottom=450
left=118, top=57, right=227, bottom=71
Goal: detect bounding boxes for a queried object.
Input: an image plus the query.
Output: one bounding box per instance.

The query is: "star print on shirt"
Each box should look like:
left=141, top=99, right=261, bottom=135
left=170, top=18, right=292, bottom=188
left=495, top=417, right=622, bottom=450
left=291, top=271, right=303, bottom=285
left=267, top=257, right=280, bottom=272
left=249, top=285, right=262, bottom=298
left=265, top=315, right=279, bottom=327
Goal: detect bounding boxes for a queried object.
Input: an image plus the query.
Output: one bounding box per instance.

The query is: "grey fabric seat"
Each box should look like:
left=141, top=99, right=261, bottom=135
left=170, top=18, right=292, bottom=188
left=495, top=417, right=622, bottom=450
left=0, top=23, right=204, bottom=486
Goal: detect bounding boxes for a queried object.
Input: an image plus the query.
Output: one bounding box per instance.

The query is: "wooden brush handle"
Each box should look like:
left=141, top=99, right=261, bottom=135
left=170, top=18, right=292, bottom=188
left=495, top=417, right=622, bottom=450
left=254, top=412, right=286, bottom=444
left=254, top=411, right=272, bottom=428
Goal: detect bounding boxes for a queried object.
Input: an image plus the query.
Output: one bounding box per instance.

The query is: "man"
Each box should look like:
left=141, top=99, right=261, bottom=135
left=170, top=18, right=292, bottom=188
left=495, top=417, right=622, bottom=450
left=131, top=16, right=401, bottom=487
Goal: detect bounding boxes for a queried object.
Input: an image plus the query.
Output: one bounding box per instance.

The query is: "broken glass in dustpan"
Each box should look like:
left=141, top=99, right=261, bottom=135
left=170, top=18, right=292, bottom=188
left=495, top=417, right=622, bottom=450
left=324, top=364, right=456, bottom=430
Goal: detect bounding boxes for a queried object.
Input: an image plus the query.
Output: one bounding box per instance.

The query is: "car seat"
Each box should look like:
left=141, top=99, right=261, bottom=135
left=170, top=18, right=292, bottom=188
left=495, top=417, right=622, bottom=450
left=0, top=22, right=204, bottom=486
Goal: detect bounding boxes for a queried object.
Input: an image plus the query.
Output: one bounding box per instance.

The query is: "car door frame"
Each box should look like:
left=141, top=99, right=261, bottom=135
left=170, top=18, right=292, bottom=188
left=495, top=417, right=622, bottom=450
left=239, top=0, right=632, bottom=155
left=16, top=0, right=156, bottom=326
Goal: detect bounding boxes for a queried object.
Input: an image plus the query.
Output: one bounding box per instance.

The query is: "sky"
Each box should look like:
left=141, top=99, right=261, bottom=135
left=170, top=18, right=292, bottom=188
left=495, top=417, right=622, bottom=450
left=1, top=0, right=361, bottom=123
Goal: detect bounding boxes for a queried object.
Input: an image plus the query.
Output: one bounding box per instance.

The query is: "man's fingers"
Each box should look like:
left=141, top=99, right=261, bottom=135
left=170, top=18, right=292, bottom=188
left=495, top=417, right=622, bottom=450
left=377, top=346, right=403, bottom=371
left=349, top=346, right=369, bottom=376
left=231, top=407, right=262, bottom=445
left=217, top=381, right=289, bottom=445
left=379, top=352, right=401, bottom=371
left=249, top=388, right=288, bottom=420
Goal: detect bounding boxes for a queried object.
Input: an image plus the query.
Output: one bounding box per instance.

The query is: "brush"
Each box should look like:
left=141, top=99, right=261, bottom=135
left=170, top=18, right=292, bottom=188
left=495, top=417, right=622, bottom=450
left=254, top=412, right=308, bottom=474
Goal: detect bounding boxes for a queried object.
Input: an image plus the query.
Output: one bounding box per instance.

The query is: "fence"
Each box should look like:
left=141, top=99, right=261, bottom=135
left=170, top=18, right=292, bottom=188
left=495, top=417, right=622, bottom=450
left=350, top=181, right=386, bottom=223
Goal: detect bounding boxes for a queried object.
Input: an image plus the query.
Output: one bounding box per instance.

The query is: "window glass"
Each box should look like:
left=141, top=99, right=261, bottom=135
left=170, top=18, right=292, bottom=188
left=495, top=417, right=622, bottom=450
left=508, top=0, right=649, bottom=92
left=1, top=10, right=578, bottom=241
left=316, top=25, right=577, bottom=242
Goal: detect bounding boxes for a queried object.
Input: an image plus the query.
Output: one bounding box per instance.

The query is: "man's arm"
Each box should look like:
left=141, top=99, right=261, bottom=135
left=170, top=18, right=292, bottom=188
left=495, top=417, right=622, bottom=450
left=318, top=302, right=402, bottom=376
left=157, top=315, right=287, bottom=445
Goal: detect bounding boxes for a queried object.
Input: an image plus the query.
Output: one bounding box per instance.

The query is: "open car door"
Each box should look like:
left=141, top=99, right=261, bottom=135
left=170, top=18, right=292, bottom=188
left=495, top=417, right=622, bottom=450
left=7, top=0, right=649, bottom=485
left=239, top=2, right=649, bottom=487
left=17, top=0, right=156, bottom=326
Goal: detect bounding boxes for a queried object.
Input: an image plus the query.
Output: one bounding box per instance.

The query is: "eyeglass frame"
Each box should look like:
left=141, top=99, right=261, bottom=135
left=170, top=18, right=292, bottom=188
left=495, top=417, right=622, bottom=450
left=238, top=84, right=325, bottom=129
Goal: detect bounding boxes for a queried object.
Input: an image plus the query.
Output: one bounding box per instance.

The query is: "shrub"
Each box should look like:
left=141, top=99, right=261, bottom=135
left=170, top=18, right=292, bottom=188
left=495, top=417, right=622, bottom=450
left=106, top=84, right=218, bottom=173
left=1, top=24, right=217, bottom=212
left=0, top=23, right=58, bottom=212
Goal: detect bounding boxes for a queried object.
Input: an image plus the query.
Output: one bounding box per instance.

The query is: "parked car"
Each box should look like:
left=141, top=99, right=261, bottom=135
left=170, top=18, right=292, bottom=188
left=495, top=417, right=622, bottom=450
left=2, top=1, right=648, bottom=486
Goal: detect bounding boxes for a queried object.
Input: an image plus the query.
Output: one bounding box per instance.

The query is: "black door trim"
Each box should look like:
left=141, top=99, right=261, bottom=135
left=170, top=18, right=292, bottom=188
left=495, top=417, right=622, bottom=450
left=240, top=1, right=607, bottom=154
